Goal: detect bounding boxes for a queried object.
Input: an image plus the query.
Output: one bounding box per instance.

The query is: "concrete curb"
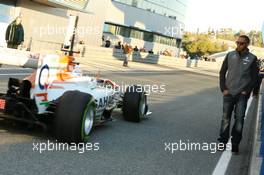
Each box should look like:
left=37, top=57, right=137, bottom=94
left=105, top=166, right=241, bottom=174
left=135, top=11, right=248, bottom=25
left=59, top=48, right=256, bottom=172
left=249, top=83, right=263, bottom=175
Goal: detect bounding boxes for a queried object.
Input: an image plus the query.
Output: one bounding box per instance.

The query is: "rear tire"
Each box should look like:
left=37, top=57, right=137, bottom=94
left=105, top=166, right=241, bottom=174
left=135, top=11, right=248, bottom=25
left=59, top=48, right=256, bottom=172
left=54, top=90, right=95, bottom=143
left=122, top=85, right=147, bottom=122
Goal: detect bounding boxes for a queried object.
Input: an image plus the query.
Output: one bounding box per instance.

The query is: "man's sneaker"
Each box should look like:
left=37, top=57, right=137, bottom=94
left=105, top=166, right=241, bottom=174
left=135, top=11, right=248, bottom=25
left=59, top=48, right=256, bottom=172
left=232, top=145, right=239, bottom=155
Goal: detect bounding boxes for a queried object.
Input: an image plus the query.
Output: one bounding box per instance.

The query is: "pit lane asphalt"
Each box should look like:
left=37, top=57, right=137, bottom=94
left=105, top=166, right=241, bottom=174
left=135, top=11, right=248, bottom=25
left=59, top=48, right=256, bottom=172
left=0, top=66, right=256, bottom=175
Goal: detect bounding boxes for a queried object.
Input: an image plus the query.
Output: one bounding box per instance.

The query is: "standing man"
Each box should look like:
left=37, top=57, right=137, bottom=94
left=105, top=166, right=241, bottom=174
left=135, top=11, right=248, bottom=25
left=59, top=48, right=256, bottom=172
left=218, top=35, right=258, bottom=154
left=194, top=54, right=199, bottom=67
left=5, top=16, right=24, bottom=49
left=123, top=44, right=132, bottom=67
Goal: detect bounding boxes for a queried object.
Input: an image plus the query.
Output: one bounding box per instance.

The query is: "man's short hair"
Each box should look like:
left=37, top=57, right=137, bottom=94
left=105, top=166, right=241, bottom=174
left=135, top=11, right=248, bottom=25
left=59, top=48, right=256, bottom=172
left=239, top=35, right=250, bottom=44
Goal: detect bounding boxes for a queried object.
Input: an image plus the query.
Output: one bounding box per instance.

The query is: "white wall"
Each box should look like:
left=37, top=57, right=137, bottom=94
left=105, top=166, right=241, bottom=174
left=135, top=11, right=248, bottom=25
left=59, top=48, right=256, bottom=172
left=105, top=1, right=184, bottom=38
left=68, top=0, right=109, bottom=46
left=15, top=0, right=109, bottom=49
left=0, top=22, right=8, bottom=47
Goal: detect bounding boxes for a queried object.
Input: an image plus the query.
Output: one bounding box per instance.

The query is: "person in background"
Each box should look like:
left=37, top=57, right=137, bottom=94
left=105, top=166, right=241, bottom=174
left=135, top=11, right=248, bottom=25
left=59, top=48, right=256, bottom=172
left=163, top=49, right=170, bottom=56
left=101, top=35, right=105, bottom=46
left=186, top=53, right=191, bottom=67
left=140, top=47, right=146, bottom=52
left=148, top=49, right=154, bottom=54
left=5, top=16, right=24, bottom=49
left=217, top=35, right=258, bottom=154
left=194, top=54, right=199, bottom=67
left=115, top=41, right=122, bottom=49
left=123, top=44, right=132, bottom=67
left=105, top=37, right=111, bottom=48
left=134, top=46, right=139, bottom=52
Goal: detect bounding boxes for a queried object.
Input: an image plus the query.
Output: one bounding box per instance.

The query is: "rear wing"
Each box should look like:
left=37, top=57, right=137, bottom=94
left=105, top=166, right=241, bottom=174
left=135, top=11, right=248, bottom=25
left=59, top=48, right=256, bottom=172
left=0, top=47, right=39, bottom=69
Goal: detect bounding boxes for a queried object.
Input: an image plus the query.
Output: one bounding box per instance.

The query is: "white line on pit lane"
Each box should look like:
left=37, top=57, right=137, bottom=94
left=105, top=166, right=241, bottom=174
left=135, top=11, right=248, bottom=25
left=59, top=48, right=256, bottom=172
left=88, top=71, right=178, bottom=74
left=212, top=96, right=253, bottom=175
left=0, top=73, right=31, bottom=76
left=1, top=68, right=30, bottom=69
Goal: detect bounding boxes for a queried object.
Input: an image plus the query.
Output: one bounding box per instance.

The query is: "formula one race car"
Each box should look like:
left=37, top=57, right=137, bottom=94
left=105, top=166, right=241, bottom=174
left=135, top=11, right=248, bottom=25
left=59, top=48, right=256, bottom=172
left=0, top=47, right=150, bottom=143
left=0, top=16, right=150, bottom=143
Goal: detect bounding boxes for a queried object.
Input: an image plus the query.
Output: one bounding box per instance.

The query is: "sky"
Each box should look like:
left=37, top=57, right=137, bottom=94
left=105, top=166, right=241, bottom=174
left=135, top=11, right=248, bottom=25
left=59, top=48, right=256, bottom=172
left=184, top=0, right=264, bottom=32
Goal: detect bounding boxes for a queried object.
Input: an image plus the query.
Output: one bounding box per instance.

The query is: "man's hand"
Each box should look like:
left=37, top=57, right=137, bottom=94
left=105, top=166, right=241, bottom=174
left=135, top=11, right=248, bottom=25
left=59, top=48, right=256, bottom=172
left=223, top=90, right=229, bottom=96
left=253, top=93, right=258, bottom=97
left=241, top=91, right=247, bottom=95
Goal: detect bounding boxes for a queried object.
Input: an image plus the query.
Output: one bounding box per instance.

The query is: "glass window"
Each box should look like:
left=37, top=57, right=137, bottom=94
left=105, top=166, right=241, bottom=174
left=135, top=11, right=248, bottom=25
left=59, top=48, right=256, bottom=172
left=176, top=38, right=182, bottom=48
left=130, top=29, right=143, bottom=40
left=144, top=32, right=154, bottom=42
left=132, top=0, right=138, bottom=7
left=103, top=23, right=116, bottom=34
left=103, top=22, right=181, bottom=47
left=1, top=0, right=16, bottom=6
left=116, top=26, right=130, bottom=37
left=103, top=24, right=109, bottom=33
left=172, top=38, right=176, bottom=46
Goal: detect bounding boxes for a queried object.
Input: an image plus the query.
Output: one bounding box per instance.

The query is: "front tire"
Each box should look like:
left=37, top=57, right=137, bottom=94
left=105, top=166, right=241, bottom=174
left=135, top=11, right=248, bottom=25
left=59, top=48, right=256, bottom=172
left=54, top=90, right=96, bottom=143
left=122, top=85, right=147, bottom=122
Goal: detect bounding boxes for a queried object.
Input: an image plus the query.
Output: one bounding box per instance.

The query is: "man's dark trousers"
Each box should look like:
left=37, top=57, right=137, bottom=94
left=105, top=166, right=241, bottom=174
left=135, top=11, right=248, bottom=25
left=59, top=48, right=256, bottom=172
left=218, top=94, right=249, bottom=146
left=7, top=43, right=18, bottom=49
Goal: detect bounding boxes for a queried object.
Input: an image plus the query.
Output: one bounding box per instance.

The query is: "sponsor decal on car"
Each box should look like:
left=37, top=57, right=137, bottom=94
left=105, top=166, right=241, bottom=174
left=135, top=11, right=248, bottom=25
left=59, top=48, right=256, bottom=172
left=95, top=95, right=114, bottom=109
